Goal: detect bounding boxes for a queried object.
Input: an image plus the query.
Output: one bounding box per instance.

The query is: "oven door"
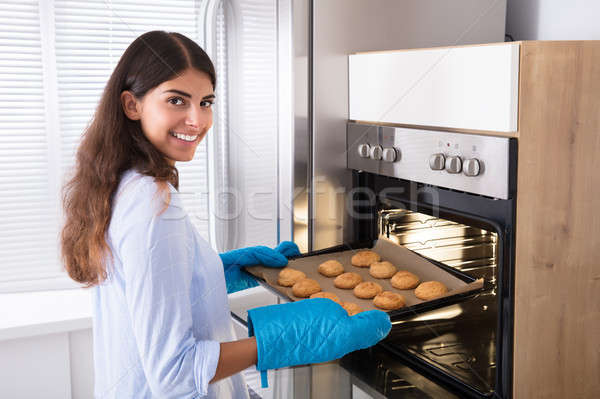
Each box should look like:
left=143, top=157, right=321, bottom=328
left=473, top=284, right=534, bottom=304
left=232, top=303, right=462, bottom=399
left=343, top=169, right=515, bottom=399
left=343, top=346, right=462, bottom=399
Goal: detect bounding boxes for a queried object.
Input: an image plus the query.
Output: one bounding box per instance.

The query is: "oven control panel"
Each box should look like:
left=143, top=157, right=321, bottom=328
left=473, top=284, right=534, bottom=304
left=347, top=123, right=513, bottom=199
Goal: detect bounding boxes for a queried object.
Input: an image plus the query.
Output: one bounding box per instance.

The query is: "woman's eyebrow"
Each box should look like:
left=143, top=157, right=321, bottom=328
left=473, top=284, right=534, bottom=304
left=162, top=89, right=215, bottom=101
left=163, top=89, right=192, bottom=98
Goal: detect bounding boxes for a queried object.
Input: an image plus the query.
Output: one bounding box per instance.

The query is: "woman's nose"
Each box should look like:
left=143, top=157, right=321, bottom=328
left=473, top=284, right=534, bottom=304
left=185, top=106, right=206, bottom=129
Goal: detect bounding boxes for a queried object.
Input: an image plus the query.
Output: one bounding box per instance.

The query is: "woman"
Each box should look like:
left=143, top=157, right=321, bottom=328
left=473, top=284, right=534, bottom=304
left=60, top=31, right=390, bottom=398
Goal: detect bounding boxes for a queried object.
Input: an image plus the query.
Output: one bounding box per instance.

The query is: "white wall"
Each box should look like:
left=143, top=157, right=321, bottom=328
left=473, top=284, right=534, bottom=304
left=506, top=0, right=600, bottom=40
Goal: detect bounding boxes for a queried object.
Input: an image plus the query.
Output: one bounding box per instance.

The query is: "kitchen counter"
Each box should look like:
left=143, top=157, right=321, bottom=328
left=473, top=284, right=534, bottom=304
left=0, top=288, right=92, bottom=341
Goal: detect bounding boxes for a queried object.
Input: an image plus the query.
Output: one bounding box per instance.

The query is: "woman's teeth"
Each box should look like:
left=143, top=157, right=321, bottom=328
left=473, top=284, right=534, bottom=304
left=170, top=131, right=198, bottom=142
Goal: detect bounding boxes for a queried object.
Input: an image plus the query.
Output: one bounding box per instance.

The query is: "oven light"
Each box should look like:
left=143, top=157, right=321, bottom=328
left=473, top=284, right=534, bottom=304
left=387, top=235, right=400, bottom=244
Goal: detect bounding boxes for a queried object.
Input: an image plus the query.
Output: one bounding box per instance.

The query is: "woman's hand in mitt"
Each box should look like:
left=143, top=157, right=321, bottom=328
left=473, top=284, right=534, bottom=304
left=247, top=298, right=391, bottom=380
left=220, top=241, right=301, bottom=293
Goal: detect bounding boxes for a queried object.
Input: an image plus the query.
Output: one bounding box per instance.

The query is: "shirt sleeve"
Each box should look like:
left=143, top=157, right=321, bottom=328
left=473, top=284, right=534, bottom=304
left=115, top=181, right=220, bottom=398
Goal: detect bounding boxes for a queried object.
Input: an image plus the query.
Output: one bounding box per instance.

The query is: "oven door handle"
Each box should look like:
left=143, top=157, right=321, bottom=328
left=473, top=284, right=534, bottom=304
left=231, top=311, right=248, bottom=329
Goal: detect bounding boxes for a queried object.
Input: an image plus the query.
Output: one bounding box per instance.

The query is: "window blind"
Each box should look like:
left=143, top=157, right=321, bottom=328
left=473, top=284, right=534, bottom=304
left=0, top=0, right=214, bottom=292
left=0, top=0, right=64, bottom=291
left=211, top=0, right=232, bottom=252
left=227, top=0, right=279, bottom=250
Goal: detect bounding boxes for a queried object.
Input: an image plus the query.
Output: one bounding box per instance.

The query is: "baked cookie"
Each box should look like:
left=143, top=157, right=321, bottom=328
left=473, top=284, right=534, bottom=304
left=318, top=260, right=345, bottom=277
left=333, top=272, right=363, bottom=289
left=390, top=270, right=420, bottom=290
left=342, top=302, right=363, bottom=316
left=292, top=278, right=321, bottom=298
left=414, top=281, right=448, bottom=300
left=277, top=267, right=307, bottom=287
left=310, top=291, right=342, bottom=305
left=373, top=291, right=405, bottom=310
left=369, top=261, right=397, bottom=279
left=351, top=250, right=381, bottom=267
left=353, top=281, right=383, bottom=299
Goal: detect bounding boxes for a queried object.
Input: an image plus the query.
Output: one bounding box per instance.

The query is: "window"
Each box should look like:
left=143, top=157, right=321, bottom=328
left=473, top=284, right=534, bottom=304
left=211, top=0, right=282, bottom=252
left=0, top=1, right=55, bottom=292
left=0, top=0, right=285, bottom=293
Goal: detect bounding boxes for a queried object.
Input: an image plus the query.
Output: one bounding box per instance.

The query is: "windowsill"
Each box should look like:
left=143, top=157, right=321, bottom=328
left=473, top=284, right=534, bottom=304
left=0, top=288, right=93, bottom=342
left=0, top=284, right=283, bottom=343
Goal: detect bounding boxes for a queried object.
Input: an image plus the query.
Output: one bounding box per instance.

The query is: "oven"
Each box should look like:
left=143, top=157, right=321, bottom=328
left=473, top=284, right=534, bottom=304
left=339, top=122, right=518, bottom=398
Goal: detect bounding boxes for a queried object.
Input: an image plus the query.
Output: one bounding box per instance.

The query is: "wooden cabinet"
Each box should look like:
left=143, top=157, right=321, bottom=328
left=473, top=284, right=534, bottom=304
left=513, top=41, right=600, bottom=399
left=349, top=43, right=520, bottom=132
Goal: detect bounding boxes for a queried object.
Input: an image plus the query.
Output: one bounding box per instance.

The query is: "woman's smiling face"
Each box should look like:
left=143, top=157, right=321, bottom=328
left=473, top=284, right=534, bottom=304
left=121, top=68, right=215, bottom=165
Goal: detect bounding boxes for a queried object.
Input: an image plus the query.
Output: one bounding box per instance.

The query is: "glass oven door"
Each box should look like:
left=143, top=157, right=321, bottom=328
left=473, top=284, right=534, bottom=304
left=379, top=207, right=499, bottom=396
left=347, top=180, right=515, bottom=398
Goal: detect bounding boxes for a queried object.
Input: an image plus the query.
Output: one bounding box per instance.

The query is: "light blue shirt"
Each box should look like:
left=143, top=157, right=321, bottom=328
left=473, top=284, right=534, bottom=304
left=92, top=169, right=248, bottom=398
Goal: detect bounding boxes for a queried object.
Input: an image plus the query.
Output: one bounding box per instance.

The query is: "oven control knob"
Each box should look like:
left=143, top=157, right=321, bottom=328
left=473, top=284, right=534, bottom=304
left=463, top=158, right=481, bottom=176
left=429, top=153, right=445, bottom=170
left=382, top=147, right=397, bottom=162
left=445, top=156, right=462, bottom=174
left=357, top=143, right=370, bottom=158
left=370, top=145, right=383, bottom=160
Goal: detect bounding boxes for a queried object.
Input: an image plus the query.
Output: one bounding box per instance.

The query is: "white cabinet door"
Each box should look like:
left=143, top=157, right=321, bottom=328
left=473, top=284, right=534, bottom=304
left=349, top=43, right=520, bottom=132
left=0, top=333, right=72, bottom=399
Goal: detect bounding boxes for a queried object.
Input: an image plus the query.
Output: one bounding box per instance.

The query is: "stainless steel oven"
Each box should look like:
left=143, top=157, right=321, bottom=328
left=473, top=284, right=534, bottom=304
left=339, top=122, right=517, bottom=398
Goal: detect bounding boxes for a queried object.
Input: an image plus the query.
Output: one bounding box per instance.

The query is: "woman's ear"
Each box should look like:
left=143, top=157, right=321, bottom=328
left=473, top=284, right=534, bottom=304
left=120, top=91, right=142, bottom=120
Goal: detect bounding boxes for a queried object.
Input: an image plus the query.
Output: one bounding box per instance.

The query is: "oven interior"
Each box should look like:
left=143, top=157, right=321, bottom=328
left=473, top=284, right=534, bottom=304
left=377, top=205, right=500, bottom=396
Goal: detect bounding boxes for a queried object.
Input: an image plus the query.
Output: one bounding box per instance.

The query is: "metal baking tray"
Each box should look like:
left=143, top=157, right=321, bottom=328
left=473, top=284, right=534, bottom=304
left=244, top=237, right=484, bottom=320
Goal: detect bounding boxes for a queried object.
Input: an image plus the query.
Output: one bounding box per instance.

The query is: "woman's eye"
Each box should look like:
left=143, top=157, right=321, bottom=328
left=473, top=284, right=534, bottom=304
left=200, top=101, right=214, bottom=108
left=168, top=97, right=185, bottom=105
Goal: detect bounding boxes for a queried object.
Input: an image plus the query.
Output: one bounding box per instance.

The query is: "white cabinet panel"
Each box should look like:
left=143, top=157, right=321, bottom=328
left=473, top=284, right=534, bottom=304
left=0, top=333, right=72, bottom=399
left=349, top=43, right=520, bottom=132
left=69, top=329, right=94, bottom=399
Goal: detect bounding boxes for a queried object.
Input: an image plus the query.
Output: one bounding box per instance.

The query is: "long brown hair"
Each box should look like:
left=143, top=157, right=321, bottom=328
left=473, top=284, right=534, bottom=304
left=60, top=31, right=216, bottom=287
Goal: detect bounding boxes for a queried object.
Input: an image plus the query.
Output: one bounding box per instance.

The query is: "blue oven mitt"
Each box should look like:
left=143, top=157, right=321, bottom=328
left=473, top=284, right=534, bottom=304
left=220, top=241, right=301, bottom=294
left=247, top=298, right=391, bottom=388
